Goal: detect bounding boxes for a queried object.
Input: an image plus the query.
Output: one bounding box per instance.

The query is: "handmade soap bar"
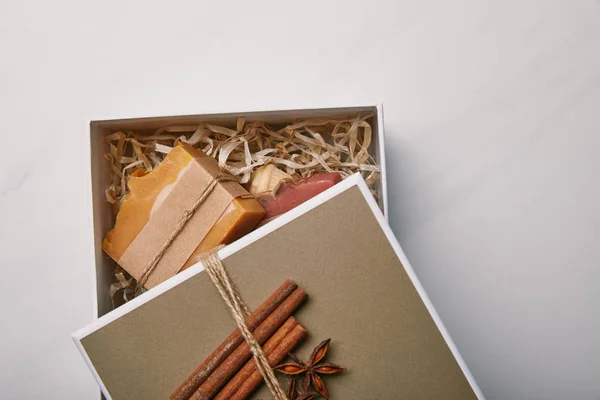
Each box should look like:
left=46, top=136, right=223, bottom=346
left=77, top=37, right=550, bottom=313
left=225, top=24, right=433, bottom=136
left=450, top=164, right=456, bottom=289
left=248, top=164, right=292, bottom=195
left=103, top=143, right=264, bottom=288
left=181, top=196, right=264, bottom=270
left=256, top=172, right=342, bottom=220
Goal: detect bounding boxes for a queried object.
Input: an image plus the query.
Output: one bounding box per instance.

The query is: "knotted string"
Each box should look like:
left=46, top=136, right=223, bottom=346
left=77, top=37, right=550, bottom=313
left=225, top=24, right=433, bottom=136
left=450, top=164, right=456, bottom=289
left=202, top=250, right=288, bottom=400
left=137, top=173, right=238, bottom=291
left=134, top=171, right=287, bottom=398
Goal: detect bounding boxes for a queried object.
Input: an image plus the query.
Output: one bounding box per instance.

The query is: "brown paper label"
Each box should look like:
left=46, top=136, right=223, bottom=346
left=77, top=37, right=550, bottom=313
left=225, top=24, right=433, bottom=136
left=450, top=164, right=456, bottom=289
left=118, top=156, right=247, bottom=288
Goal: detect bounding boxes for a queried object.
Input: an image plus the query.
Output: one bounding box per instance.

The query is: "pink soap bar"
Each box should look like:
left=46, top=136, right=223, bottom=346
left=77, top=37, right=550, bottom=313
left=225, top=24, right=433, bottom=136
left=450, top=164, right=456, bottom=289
left=256, top=172, right=342, bottom=220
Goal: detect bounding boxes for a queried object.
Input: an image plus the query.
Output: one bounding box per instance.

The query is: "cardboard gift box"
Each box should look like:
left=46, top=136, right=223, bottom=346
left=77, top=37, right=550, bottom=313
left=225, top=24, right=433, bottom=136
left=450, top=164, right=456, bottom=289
left=89, top=105, right=388, bottom=319
left=74, top=174, right=484, bottom=399
left=77, top=105, right=484, bottom=399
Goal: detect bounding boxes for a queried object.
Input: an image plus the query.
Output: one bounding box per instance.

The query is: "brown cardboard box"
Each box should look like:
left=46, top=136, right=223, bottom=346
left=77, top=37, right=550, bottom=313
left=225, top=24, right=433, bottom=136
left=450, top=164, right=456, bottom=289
left=74, top=174, right=484, bottom=399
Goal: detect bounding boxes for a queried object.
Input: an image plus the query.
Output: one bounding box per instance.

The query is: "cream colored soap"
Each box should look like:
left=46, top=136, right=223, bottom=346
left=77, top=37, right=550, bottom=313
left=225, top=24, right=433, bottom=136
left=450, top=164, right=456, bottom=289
left=248, top=164, right=292, bottom=195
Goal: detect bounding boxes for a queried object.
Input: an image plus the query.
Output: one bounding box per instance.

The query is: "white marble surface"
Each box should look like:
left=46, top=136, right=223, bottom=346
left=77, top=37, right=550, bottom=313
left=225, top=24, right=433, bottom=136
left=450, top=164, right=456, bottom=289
left=1, top=1, right=599, bottom=399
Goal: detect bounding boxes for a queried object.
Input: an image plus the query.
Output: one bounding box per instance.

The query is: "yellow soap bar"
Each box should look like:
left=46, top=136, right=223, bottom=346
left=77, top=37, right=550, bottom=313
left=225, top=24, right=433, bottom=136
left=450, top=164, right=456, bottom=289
left=103, top=144, right=197, bottom=261
left=103, top=143, right=265, bottom=284
left=181, top=196, right=265, bottom=270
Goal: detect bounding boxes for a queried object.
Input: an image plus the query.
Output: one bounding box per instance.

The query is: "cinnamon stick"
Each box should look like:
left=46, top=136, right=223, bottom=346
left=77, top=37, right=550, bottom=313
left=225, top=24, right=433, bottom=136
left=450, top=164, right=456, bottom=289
left=170, top=280, right=298, bottom=400
left=230, top=323, right=308, bottom=400
left=214, top=317, right=299, bottom=400
left=191, top=287, right=307, bottom=400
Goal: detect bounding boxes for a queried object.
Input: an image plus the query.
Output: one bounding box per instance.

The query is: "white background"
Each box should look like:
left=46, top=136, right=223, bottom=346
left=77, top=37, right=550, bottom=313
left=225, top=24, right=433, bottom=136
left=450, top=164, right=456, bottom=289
left=1, top=1, right=599, bottom=399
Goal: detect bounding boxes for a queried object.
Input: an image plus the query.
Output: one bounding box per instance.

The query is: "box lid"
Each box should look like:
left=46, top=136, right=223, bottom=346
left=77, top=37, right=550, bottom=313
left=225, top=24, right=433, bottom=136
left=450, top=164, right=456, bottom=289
left=73, top=174, right=484, bottom=399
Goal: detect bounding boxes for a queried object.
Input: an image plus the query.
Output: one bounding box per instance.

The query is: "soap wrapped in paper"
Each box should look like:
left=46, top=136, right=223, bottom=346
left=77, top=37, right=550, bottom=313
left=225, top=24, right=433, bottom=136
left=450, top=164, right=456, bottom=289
left=103, top=143, right=265, bottom=289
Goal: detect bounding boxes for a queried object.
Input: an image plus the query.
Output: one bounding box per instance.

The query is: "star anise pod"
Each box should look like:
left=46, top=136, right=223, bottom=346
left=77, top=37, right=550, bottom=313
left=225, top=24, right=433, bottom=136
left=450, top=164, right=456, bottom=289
left=285, top=376, right=318, bottom=400
left=275, top=338, right=346, bottom=399
left=286, top=376, right=297, bottom=399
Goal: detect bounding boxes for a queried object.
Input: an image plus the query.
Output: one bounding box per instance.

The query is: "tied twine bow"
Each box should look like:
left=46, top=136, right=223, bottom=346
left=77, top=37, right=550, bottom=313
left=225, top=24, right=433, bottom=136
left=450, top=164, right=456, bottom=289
left=136, top=173, right=288, bottom=399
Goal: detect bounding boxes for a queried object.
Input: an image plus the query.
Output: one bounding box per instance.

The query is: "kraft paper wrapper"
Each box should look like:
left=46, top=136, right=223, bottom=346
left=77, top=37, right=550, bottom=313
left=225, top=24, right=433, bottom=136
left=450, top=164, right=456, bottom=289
left=117, top=155, right=247, bottom=289
left=82, top=187, right=478, bottom=399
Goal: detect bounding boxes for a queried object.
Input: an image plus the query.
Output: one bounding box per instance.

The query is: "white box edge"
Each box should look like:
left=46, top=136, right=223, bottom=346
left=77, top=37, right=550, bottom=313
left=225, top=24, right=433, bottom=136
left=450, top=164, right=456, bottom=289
left=74, top=173, right=484, bottom=400
left=89, top=104, right=388, bottom=319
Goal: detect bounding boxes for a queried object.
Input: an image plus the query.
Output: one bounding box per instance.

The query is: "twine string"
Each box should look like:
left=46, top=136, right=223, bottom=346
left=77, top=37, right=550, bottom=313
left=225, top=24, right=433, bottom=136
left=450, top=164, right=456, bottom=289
left=137, top=174, right=238, bottom=291
left=135, top=171, right=287, bottom=398
left=202, top=250, right=288, bottom=400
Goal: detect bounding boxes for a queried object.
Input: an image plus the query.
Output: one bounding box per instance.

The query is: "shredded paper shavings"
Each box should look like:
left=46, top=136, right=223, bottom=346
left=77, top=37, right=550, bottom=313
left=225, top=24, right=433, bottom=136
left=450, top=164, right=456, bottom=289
left=104, top=114, right=380, bottom=210
left=104, top=114, right=380, bottom=306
